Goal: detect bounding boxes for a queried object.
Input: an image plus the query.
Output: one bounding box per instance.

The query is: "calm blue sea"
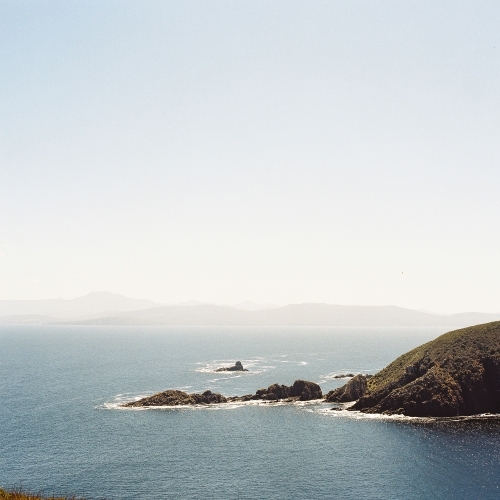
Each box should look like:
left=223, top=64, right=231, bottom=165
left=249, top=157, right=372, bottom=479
left=1, top=325, right=499, bottom=500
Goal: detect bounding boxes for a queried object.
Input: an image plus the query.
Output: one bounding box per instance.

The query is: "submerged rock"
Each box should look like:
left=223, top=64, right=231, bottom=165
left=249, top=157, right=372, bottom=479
left=325, top=374, right=368, bottom=402
left=348, top=321, right=500, bottom=417
left=215, top=361, right=248, bottom=372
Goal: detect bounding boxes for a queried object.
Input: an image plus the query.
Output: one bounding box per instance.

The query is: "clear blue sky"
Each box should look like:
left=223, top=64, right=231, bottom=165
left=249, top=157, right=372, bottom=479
left=1, top=1, right=499, bottom=312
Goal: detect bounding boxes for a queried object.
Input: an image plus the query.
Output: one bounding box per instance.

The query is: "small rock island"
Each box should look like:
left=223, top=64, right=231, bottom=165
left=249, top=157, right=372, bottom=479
left=214, top=361, right=248, bottom=372
left=123, top=380, right=322, bottom=407
left=331, top=321, right=500, bottom=417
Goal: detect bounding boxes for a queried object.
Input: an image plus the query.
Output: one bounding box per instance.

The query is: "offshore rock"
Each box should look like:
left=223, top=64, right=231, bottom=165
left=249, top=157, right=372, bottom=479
left=215, top=361, right=248, bottom=372
left=325, top=374, right=368, bottom=402
left=123, top=389, right=227, bottom=407
left=350, top=321, right=500, bottom=417
left=230, top=380, right=323, bottom=402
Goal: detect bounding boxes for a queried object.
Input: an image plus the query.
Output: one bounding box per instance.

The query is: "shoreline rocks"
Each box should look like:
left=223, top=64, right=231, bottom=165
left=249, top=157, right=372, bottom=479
left=122, top=380, right=322, bottom=407
left=230, top=380, right=323, bottom=403
left=124, top=389, right=228, bottom=407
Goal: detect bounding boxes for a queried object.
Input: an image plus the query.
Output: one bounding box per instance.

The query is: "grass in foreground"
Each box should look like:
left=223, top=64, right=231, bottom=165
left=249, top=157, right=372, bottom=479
left=0, top=488, right=83, bottom=500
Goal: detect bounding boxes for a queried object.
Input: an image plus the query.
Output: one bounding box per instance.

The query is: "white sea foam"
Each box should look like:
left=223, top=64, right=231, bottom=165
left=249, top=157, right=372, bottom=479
left=312, top=403, right=434, bottom=422
left=195, top=357, right=276, bottom=375
left=100, top=392, right=155, bottom=410
left=313, top=404, right=500, bottom=424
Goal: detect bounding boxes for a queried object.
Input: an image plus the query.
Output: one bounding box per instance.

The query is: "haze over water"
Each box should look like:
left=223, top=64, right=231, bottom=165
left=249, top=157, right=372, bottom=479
left=1, top=325, right=499, bottom=499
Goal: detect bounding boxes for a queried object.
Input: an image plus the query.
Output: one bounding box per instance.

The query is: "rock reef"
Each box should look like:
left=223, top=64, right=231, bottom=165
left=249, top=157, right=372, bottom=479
left=123, top=380, right=322, bottom=407
left=334, top=321, right=500, bottom=417
left=230, top=380, right=322, bottom=403
left=214, top=361, right=248, bottom=372
left=124, top=389, right=228, bottom=407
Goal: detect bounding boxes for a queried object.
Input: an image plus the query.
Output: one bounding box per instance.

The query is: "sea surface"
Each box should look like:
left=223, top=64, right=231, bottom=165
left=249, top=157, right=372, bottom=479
left=1, top=325, right=499, bottom=499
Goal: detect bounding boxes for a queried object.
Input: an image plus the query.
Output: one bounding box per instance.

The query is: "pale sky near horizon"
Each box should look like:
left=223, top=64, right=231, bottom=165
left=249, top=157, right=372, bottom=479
left=1, top=1, right=499, bottom=313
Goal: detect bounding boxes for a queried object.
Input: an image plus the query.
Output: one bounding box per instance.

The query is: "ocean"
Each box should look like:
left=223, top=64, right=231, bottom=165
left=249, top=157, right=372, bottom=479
left=1, top=325, right=499, bottom=499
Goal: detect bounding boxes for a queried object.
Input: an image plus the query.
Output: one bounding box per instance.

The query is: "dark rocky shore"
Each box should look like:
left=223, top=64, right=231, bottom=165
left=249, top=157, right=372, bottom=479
left=123, top=380, right=322, bottom=407
left=332, top=321, right=500, bottom=417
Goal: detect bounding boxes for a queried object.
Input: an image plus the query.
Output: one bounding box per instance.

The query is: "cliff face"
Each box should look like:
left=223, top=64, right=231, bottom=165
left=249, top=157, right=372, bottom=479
left=325, top=375, right=368, bottom=402
left=347, top=321, right=500, bottom=417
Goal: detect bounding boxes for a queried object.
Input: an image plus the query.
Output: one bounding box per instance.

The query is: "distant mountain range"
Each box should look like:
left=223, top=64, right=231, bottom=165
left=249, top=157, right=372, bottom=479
left=0, top=291, right=159, bottom=319
left=0, top=292, right=499, bottom=328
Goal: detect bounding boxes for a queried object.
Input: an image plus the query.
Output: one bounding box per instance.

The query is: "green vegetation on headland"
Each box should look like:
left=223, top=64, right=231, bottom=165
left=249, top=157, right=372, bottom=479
left=0, top=489, right=81, bottom=500
left=333, top=321, right=500, bottom=417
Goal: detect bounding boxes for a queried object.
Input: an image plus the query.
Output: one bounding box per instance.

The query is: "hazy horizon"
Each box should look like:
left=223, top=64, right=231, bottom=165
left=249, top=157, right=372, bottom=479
left=1, top=290, right=499, bottom=317
left=1, top=2, right=499, bottom=314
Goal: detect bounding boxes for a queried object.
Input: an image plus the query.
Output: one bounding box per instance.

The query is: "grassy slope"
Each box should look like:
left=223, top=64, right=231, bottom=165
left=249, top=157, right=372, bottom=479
left=366, top=321, right=500, bottom=395
left=0, top=489, right=80, bottom=500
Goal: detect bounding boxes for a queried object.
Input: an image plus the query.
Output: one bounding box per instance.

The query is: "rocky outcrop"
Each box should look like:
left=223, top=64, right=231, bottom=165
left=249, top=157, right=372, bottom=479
left=346, top=321, right=500, bottom=417
left=124, top=389, right=227, bottom=407
left=122, top=380, right=322, bottom=407
left=231, top=380, right=323, bottom=402
left=215, top=361, right=248, bottom=372
left=325, top=374, right=368, bottom=402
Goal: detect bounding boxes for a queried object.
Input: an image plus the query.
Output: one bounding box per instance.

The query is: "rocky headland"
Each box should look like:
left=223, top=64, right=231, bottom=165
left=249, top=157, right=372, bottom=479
left=123, top=379, right=322, bottom=407
left=214, top=361, right=248, bottom=372
left=331, top=321, right=500, bottom=417
left=123, top=322, right=500, bottom=417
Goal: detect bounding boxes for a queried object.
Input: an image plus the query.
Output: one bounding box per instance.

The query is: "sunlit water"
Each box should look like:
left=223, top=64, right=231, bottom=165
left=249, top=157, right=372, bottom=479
left=1, top=325, right=499, bottom=499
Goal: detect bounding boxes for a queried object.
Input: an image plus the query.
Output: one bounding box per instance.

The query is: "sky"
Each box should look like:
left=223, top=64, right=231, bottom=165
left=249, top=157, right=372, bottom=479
left=1, top=1, right=499, bottom=313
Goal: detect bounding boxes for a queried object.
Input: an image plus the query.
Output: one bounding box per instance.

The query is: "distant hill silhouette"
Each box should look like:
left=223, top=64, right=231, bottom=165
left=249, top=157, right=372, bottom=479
left=1, top=294, right=499, bottom=327
left=0, top=291, right=160, bottom=319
